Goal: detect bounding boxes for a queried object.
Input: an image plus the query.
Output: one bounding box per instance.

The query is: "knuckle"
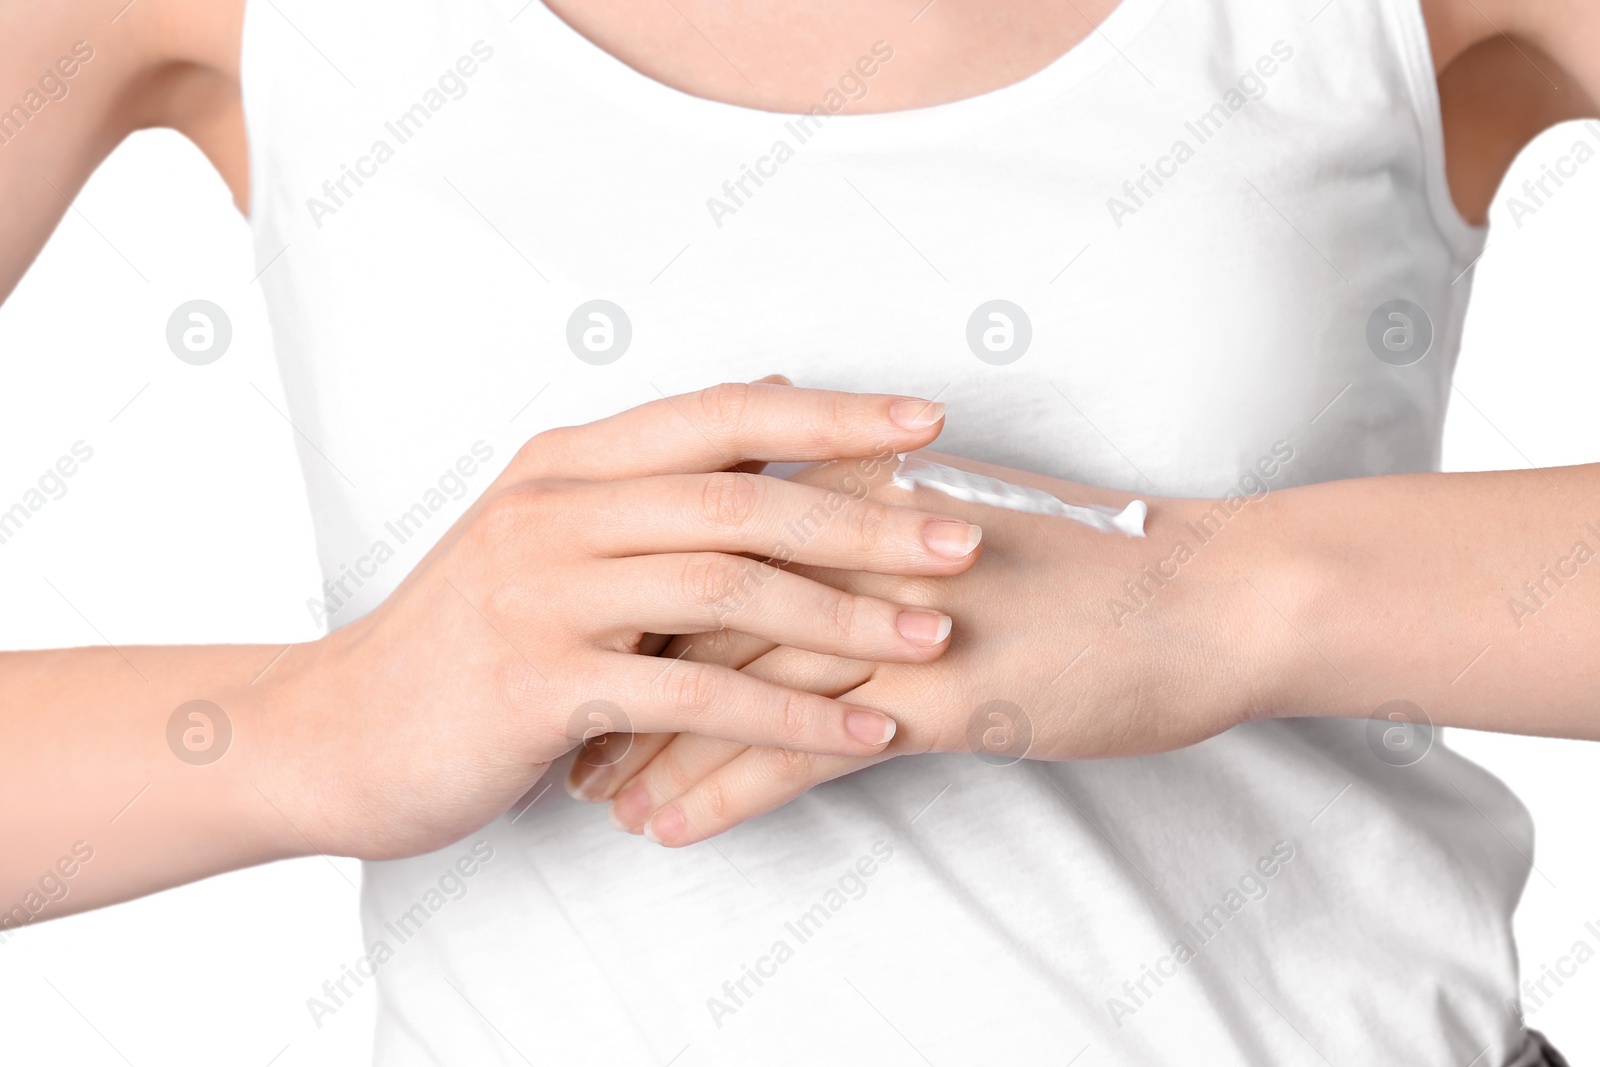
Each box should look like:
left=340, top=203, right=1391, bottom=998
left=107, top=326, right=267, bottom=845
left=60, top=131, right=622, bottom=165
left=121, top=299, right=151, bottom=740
left=773, top=689, right=813, bottom=749
left=765, top=744, right=817, bottom=780
left=679, top=555, right=741, bottom=611
left=825, top=591, right=866, bottom=645
left=844, top=499, right=895, bottom=553
left=698, top=471, right=762, bottom=531
left=697, top=776, right=733, bottom=824
left=473, top=484, right=545, bottom=548
left=514, top=427, right=569, bottom=475
left=696, top=382, right=755, bottom=438
left=658, top=662, right=723, bottom=715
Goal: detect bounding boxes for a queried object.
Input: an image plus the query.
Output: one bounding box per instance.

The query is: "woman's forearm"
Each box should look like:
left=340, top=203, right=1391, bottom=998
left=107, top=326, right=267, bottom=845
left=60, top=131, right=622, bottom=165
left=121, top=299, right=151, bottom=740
left=1252, top=462, right=1600, bottom=738
left=0, top=385, right=966, bottom=922
left=0, top=644, right=303, bottom=924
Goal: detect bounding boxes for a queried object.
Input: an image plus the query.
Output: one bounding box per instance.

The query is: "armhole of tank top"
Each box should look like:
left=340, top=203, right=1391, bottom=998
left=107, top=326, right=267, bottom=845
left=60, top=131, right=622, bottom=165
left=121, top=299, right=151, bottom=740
left=1378, top=0, right=1488, bottom=263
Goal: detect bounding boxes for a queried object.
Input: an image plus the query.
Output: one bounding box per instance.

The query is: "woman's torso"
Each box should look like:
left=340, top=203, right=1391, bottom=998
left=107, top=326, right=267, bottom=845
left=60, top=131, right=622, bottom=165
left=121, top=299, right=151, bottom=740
left=237, top=0, right=1542, bottom=1062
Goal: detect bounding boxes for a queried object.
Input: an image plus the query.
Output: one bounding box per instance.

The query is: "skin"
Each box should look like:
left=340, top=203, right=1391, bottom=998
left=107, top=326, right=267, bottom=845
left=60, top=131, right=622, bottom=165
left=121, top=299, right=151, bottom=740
left=1, top=379, right=985, bottom=914
left=1, top=0, right=1598, bottom=903
left=582, top=455, right=1600, bottom=845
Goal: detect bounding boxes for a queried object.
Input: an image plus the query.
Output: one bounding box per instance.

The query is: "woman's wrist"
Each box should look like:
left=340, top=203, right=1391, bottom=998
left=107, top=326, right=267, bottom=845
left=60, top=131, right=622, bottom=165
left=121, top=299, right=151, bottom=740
left=1229, top=487, right=1339, bottom=721
left=230, top=637, right=347, bottom=862
left=1068, top=484, right=1298, bottom=736
left=1235, top=472, right=1464, bottom=724
left=1198, top=463, right=1600, bottom=743
left=1212, top=476, right=1387, bottom=722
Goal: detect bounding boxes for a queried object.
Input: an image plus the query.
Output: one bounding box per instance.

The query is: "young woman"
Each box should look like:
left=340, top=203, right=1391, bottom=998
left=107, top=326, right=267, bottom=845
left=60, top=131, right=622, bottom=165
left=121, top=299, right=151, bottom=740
left=3, top=0, right=1596, bottom=1062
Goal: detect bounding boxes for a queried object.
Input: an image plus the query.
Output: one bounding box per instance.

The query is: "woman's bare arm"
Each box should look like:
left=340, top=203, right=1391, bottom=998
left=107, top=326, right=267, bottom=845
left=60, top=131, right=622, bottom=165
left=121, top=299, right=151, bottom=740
left=0, top=645, right=306, bottom=925
left=0, top=0, right=246, bottom=301
left=0, top=379, right=973, bottom=919
left=575, top=458, right=1600, bottom=848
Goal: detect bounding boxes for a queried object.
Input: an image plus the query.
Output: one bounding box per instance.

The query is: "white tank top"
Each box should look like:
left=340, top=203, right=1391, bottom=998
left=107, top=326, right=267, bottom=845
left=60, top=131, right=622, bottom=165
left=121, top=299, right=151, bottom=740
left=242, top=0, right=1543, bottom=1062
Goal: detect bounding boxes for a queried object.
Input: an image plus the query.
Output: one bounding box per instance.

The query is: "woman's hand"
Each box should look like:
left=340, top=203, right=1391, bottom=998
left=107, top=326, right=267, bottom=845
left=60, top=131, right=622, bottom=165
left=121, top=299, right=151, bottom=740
left=569, top=451, right=1283, bottom=846
left=255, top=385, right=985, bottom=860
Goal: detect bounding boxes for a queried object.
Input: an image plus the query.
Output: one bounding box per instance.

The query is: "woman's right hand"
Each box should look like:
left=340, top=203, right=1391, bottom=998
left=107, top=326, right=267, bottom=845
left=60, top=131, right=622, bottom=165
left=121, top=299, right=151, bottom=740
left=256, top=382, right=984, bottom=860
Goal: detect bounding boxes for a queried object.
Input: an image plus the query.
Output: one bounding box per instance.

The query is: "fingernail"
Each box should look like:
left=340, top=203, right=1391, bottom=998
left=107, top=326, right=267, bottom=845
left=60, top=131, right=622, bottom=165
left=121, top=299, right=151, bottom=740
left=644, top=805, right=685, bottom=845
left=845, top=708, right=897, bottom=746
left=610, top=783, right=651, bottom=833
left=566, top=758, right=610, bottom=801
left=923, top=520, right=983, bottom=559
left=751, top=374, right=793, bottom=386
left=896, top=610, right=953, bottom=646
left=889, top=399, right=945, bottom=430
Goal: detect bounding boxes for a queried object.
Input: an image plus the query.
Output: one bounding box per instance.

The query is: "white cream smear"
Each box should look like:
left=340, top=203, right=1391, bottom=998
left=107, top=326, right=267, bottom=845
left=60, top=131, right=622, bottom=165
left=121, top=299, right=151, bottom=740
left=891, top=455, right=1147, bottom=537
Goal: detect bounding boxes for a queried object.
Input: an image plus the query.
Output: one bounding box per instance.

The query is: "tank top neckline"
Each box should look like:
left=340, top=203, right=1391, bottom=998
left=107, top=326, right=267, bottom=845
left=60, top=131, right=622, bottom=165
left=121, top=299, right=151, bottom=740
left=521, top=0, right=1172, bottom=147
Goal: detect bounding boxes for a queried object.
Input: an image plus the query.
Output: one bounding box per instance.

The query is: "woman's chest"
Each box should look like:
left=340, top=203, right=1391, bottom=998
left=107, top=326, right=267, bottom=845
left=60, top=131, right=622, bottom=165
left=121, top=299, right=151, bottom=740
left=243, top=0, right=1478, bottom=557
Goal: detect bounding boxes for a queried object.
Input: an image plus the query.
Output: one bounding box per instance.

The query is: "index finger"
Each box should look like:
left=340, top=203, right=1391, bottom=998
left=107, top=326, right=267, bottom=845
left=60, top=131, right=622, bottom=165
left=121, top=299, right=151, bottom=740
left=508, top=382, right=946, bottom=482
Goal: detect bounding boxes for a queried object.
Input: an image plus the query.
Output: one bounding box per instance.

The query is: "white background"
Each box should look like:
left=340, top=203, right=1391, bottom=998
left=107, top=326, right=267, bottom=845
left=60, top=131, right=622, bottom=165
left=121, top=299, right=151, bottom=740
left=0, top=124, right=1597, bottom=1064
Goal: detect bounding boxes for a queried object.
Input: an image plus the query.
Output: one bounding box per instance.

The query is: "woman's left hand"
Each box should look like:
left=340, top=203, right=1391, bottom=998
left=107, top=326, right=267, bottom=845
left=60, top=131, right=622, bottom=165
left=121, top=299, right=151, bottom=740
left=567, top=450, right=1288, bottom=846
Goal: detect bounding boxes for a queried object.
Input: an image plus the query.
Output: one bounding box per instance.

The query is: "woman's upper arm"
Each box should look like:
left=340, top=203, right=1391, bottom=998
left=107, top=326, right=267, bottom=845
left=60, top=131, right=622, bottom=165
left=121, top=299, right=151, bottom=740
left=0, top=0, right=244, bottom=303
